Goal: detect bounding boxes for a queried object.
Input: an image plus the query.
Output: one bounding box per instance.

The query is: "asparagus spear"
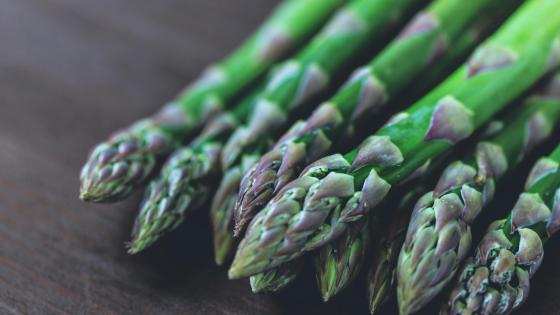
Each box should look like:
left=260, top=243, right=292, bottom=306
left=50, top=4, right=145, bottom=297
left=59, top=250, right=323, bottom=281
left=129, top=0, right=422, bottom=255
left=233, top=0, right=522, bottom=236
left=78, top=0, right=344, bottom=203
left=397, top=73, right=560, bottom=315
left=368, top=189, right=428, bottom=314
left=249, top=258, right=304, bottom=293
left=315, top=216, right=369, bottom=301
left=229, top=0, right=560, bottom=279
left=441, top=145, right=560, bottom=315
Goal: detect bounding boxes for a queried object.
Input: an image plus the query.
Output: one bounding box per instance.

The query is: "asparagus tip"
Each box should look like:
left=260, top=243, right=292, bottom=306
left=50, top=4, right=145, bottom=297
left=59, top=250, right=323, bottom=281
left=79, top=182, right=111, bottom=203
left=368, top=289, right=389, bottom=315
left=228, top=257, right=257, bottom=279
left=126, top=240, right=144, bottom=255
left=233, top=220, right=247, bottom=238
left=126, top=222, right=157, bottom=255
left=397, top=297, right=413, bottom=315
left=214, top=256, right=225, bottom=267
left=212, top=231, right=234, bottom=266
left=78, top=190, right=93, bottom=202
left=228, top=267, right=242, bottom=280
left=214, top=242, right=230, bottom=266
left=79, top=140, right=149, bottom=203
left=319, top=279, right=337, bottom=302
left=250, top=286, right=260, bottom=294
left=249, top=276, right=264, bottom=294
left=233, top=188, right=265, bottom=237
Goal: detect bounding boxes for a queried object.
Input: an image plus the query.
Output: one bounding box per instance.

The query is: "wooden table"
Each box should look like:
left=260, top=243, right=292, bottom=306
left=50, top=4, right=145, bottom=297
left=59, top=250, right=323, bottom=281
left=1, top=0, right=559, bottom=314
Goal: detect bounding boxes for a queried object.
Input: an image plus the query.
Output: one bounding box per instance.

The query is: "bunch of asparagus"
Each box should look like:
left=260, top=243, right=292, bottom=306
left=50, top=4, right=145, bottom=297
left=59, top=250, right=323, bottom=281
left=80, top=0, right=560, bottom=313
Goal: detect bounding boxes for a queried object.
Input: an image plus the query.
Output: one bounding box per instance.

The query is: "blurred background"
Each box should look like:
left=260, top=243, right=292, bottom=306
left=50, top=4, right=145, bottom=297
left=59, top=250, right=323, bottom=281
left=1, top=0, right=559, bottom=314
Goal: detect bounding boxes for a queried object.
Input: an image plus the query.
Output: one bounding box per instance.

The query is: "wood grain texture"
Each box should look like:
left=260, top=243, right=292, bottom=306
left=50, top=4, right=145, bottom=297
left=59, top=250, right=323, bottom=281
left=1, top=0, right=559, bottom=314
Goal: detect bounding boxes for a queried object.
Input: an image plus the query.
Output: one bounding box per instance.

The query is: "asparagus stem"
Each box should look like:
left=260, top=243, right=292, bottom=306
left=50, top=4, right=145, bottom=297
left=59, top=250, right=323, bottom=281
left=79, top=0, right=344, bottom=203
left=397, top=72, right=560, bottom=315
left=441, top=145, right=560, bottom=315
left=233, top=0, right=522, bottom=237
left=229, top=0, right=560, bottom=279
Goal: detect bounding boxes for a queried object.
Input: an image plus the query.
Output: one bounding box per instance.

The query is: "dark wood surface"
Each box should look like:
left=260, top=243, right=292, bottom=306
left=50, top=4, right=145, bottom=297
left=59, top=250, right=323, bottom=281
left=1, top=0, right=560, bottom=314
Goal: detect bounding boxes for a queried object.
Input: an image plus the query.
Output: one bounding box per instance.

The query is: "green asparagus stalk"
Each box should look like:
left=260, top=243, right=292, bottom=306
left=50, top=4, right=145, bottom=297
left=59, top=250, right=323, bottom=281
left=249, top=258, right=304, bottom=293
left=211, top=158, right=256, bottom=264
left=233, top=0, right=521, bottom=236
left=315, top=216, right=369, bottom=301
left=368, top=188, right=427, bottom=314
left=441, top=145, right=560, bottom=315
left=397, top=73, right=560, bottom=315
left=228, top=0, right=560, bottom=279
left=128, top=0, right=422, bottom=255
left=78, top=0, right=344, bottom=203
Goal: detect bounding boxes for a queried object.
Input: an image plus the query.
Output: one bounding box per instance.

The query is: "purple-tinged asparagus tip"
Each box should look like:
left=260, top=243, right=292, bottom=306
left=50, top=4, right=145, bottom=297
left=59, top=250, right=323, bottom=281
left=79, top=134, right=163, bottom=203
left=211, top=167, right=243, bottom=266
left=127, top=143, right=221, bottom=254
left=79, top=103, right=190, bottom=203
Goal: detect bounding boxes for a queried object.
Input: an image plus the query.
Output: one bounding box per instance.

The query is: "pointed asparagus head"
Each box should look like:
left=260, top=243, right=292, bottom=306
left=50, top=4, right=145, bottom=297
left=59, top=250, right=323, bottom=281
left=368, top=245, right=394, bottom=314
left=211, top=156, right=259, bottom=266
left=234, top=103, right=343, bottom=236
left=443, top=224, right=542, bottom=315
left=316, top=218, right=369, bottom=302
left=250, top=258, right=304, bottom=293
left=228, top=175, right=323, bottom=279
left=229, top=149, right=392, bottom=279
left=367, top=190, right=427, bottom=315
left=80, top=104, right=189, bottom=203
left=127, top=142, right=221, bottom=254
left=443, top=157, right=560, bottom=315
left=228, top=154, right=356, bottom=279
left=397, top=192, right=473, bottom=315
left=397, top=142, right=508, bottom=315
